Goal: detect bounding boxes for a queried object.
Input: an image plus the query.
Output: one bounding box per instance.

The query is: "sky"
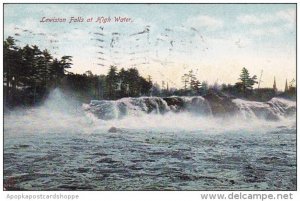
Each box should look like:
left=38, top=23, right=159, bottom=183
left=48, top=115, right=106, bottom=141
left=4, top=4, right=296, bottom=90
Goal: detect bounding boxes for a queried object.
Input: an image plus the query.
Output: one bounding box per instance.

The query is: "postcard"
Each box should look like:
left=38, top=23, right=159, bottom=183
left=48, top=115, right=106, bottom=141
left=3, top=3, right=296, bottom=193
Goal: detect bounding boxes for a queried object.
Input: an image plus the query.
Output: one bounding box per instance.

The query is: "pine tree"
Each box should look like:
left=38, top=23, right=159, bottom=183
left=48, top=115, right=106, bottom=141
left=106, top=66, right=118, bottom=99
left=192, top=80, right=201, bottom=94
left=285, top=79, right=289, bottom=92
left=181, top=73, right=189, bottom=90
left=238, top=67, right=257, bottom=93
left=273, top=77, right=277, bottom=92
left=188, top=70, right=197, bottom=90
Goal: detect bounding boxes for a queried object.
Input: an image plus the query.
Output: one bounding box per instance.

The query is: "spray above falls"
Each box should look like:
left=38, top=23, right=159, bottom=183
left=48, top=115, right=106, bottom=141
left=4, top=89, right=296, bottom=134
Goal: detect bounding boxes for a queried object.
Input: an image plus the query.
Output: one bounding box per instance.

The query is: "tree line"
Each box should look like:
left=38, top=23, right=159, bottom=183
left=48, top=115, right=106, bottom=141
left=4, top=36, right=72, bottom=107
left=178, top=67, right=258, bottom=96
left=3, top=37, right=153, bottom=107
left=105, top=66, right=152, bottom=99
left=176, top=67, right=295, bottom=101
left=4, top=36, right=295, bottom=107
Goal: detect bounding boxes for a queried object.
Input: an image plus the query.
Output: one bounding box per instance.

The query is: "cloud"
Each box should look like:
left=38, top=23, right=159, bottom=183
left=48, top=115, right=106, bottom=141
left=32, top=5, right=80, bottom=18
left=237, top=8, right=296, bottom=26
left=237, top=14, right=271, bottom=25
left=186, top=15, right=223, bottom=30
left=237, top=8, right=295, bottom=37
left=276, top=8, right=296, bottom=25
left=250, top=27, right=282, bottom=36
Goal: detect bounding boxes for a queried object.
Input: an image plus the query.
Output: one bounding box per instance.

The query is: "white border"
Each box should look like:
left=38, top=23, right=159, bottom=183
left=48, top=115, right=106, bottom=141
left=0, top=1, right=298, bottom=201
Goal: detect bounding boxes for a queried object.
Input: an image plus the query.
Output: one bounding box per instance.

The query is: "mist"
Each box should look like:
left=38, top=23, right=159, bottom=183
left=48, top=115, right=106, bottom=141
left=4, top=88, right=296, bottom=136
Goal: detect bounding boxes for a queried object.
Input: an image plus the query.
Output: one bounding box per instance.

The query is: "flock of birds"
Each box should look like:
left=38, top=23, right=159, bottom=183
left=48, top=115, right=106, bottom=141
left=11, top=24, right=245, bottom=88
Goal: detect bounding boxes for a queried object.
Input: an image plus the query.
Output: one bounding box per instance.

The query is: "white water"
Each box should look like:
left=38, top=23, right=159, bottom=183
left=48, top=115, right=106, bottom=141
left=233, top=98, right=296, bottom=120
left=4, top=88, right=297, bottom=190
left=4, top=88, right=296, bottom=135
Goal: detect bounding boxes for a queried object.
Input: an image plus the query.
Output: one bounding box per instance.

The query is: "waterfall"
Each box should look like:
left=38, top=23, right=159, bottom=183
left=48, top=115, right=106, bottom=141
left=232, top=97, right=296, bottom=120
left=85, top=96, right=295, bottom=121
